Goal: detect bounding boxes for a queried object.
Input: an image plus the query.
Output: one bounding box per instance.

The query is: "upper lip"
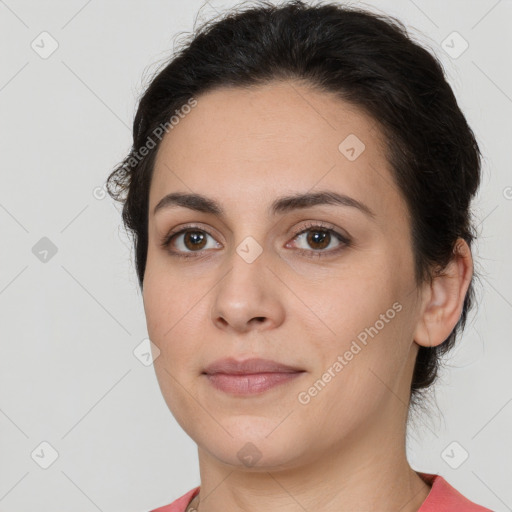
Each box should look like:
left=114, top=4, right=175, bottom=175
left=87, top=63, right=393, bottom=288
left=203, top=357, right=304, bottom=375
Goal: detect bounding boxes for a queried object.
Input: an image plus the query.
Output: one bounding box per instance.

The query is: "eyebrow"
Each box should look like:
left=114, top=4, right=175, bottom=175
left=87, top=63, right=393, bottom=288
left=153, top=190, right=376, bottom=219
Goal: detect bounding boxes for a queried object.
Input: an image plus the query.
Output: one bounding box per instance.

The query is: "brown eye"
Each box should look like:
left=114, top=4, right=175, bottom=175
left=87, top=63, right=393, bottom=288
left=182, top=230, right=208, bottom=251
left=289, top=225, right=349, bottom=256
left=305, top=229, right=331, bottom=250
left=161, top=227, right=222, bottom=258
left=287, top=222, right=351, bottom=258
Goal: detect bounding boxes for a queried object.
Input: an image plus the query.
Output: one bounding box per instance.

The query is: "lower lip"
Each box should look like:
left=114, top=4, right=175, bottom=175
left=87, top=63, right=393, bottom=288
left=204, top=372, right=304, bottom=395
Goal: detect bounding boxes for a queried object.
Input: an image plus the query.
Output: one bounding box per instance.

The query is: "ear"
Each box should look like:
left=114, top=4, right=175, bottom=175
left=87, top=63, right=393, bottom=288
left=413, top=239, right=474, bottom=348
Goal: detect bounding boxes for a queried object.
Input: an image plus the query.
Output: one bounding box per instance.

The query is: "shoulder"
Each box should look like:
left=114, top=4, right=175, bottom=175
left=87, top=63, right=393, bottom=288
left=149, top=486, right=200, bottom=512
left=148, top=476, right=495, bottom=512
left=418, top=472, right=494, bottom=511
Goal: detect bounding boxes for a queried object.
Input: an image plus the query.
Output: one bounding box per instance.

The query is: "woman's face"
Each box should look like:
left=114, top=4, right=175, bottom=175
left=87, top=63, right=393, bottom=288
left=143, top=81, right=424, bottom=469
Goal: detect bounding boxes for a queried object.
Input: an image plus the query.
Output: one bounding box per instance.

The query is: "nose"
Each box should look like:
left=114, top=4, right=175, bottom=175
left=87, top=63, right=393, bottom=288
left=210, top=247, right=286, bottom=334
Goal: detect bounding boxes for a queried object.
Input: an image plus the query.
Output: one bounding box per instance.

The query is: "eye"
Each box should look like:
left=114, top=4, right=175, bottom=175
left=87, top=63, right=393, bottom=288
left=286, top=221, right=351, bottom=259
left=160, top=224, right=221, bottom=258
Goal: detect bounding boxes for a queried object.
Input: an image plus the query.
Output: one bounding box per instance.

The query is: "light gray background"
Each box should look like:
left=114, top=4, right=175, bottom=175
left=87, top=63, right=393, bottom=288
left=0, top=0, right=511, bottom=511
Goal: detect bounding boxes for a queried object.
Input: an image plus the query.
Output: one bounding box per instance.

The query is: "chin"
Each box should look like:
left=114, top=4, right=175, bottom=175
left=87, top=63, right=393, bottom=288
left=200, top=424, right=310, bottom=471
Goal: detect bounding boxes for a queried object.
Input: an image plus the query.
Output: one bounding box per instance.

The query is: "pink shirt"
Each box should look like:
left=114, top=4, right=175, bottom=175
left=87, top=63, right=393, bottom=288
left=149, top=472, right=493, bottom=511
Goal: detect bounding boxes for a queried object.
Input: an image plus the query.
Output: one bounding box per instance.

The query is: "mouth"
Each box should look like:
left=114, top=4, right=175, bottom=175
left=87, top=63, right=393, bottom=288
left=203, top=357, right=304, bottom=375
left=202, top=357, right=306, bottom=395
left=203, top=371, right=305, bottom=395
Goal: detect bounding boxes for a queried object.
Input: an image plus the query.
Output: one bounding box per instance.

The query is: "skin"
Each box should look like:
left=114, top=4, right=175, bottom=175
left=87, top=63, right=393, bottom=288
left=142, top=80, right=473, bottom=512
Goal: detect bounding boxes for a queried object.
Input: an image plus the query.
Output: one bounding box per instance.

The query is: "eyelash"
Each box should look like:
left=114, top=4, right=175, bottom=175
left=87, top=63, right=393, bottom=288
left=160, top=221, right=351, bottom=260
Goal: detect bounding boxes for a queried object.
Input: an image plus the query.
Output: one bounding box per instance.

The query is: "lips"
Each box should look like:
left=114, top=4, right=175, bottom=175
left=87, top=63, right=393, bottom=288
left=202, top=357, right=306, bottom=395
left=203, top=357, right=304, bottom=375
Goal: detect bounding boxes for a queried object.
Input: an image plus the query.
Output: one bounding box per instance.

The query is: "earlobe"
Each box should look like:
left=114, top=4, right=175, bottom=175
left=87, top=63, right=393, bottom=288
left=413, top=239, right=473, bottom=348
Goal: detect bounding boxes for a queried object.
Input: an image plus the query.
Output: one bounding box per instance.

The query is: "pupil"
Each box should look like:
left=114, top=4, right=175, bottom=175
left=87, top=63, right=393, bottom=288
left=308, top=230, right=329, bottom=249
left=185, top=231, right=206, bottom=250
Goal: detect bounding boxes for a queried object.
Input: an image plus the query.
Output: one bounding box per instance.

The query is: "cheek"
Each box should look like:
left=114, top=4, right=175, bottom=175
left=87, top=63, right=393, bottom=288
left=143, top=268, right=181, bottom=356
left=302, top=251, right=412, bottom=374
left=143, top=249, right=186, bottom=331
left=299, top=293, right=411, bottom=434
left=142, top=275, right=169, bottom=346
left=142, top=266, right=208, bottom=375
left=300, top=258, right=393, bottom=333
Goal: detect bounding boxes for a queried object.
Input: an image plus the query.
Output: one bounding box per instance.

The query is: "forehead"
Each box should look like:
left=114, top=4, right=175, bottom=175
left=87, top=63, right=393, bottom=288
left=149, top=81, right=406, bottom=223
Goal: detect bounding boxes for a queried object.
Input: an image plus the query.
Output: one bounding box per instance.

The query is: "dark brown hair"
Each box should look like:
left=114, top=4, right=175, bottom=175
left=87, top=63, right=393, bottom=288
left=106, top=0, right=482, bottom=413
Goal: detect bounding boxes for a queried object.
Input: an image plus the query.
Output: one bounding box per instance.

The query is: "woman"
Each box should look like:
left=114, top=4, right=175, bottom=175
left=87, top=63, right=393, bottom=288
left=107, top=1, right=492, bottom=510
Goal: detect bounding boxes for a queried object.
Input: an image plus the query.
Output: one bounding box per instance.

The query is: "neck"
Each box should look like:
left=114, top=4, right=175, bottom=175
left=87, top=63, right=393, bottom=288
left=193, top=401, right=431, bottom=512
